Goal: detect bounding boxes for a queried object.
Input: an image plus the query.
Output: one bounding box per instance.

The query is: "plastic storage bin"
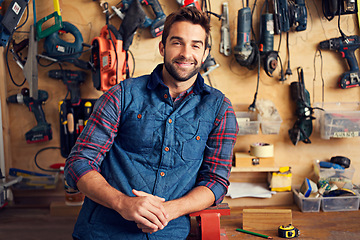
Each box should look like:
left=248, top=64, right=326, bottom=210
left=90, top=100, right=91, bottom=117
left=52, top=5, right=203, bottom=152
left=314, top=102, right=360, bottom=139
left=313, top=161, right=355, bottom=183
left=236, top=112, right=260, bottom=135
left=293, top=189, right=321, bottom=212
left=258, top=114, right=282, bottom=135
left=321, top=194, right=360, bottom=212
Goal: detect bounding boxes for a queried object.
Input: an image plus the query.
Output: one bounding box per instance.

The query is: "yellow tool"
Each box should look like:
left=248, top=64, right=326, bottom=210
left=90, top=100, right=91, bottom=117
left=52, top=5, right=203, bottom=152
left=36, top=0, right=63, bottom=40
left=278, top=224, right=300, bottom=238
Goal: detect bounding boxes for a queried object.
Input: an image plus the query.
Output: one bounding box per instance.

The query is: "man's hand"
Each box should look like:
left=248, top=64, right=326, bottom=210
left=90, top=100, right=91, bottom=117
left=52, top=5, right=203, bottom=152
left=119, top=189, right=169, bottom=233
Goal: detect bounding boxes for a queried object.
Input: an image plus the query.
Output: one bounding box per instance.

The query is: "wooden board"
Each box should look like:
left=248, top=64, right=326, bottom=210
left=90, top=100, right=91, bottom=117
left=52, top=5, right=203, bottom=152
left=242, top=209, right=292, bottom=231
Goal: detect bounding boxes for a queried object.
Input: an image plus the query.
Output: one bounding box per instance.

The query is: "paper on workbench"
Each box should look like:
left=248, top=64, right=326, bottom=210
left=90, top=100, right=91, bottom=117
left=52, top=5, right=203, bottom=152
left=226, top=182, right=274, bottom=198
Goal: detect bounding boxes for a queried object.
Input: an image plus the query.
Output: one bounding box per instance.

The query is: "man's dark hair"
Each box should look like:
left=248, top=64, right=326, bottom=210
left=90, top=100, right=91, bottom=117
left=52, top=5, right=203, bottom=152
left=161, top=7, right=210, bottom=49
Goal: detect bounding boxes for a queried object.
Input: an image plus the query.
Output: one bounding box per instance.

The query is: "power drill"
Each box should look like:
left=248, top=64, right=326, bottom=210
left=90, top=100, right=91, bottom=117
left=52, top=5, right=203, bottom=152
left=176, top=0, right=201, bottom=9
left=48, top=69, right=86, bottom=106
left=120, top=0, right=166, bottom=37
left=7, top=88, right=52, bottom=143
left=319, top=35, right=360, bottom=89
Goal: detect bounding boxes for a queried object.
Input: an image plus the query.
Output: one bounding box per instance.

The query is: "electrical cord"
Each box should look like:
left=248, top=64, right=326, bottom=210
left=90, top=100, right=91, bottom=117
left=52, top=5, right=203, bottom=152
left=5, top=4, right=29, bottom=87
left=34, top=147, right=62, bottom=172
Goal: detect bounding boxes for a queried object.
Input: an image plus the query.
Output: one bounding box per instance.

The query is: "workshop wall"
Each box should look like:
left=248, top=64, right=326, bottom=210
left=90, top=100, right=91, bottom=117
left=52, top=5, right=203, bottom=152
left=1, top=0, right=360, bottom=187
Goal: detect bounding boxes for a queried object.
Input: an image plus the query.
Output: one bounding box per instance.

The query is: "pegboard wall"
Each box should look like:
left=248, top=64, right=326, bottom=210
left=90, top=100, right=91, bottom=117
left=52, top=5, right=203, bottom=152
left=1, top=0, right=360, bottom=186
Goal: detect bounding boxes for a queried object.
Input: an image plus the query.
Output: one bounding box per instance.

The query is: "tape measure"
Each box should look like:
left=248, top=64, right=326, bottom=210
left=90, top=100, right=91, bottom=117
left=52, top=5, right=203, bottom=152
left=278, top=224, right=300, bottom=238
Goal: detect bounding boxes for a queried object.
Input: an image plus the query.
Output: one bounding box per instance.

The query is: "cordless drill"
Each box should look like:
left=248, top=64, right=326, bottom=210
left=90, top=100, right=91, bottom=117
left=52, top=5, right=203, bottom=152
left=48, top=69, right=86, bottom=106
left=7, top=88, right=52, bottom=143
left=120, top=0, right=166, bottom=37
left=176, top=0, right=201, bottom=9
left=319, top=35, right=360, bottom=89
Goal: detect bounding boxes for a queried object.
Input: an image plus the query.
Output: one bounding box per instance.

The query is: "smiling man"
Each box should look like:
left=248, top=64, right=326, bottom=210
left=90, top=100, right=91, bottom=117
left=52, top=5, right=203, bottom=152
left=65, top=6, right=238, bottom=240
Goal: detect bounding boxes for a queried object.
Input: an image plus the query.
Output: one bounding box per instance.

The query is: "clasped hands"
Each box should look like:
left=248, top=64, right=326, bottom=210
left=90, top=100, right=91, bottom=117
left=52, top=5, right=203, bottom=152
left=118, top=189, right=173, bottom=233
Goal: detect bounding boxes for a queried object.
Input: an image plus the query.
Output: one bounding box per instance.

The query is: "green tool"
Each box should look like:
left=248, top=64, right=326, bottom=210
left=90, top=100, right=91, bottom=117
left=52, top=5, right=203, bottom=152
left=236, top=228, right=273, bottom=239
left=35, top=0, right=63, bottom=40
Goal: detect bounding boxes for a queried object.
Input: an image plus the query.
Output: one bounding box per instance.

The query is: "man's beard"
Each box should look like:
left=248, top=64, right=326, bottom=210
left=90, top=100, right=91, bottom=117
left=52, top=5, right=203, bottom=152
left=164, top=55, right=201, bottom=82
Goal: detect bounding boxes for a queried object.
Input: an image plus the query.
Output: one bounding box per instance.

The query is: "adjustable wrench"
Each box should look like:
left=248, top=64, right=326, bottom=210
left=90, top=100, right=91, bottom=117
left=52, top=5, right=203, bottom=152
left=220, top=2, right=231, bottom=56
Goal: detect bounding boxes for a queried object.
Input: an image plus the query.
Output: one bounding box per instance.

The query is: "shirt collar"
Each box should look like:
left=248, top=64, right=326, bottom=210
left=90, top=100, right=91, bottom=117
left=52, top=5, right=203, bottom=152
left=147, top=64, right=210, bottom=95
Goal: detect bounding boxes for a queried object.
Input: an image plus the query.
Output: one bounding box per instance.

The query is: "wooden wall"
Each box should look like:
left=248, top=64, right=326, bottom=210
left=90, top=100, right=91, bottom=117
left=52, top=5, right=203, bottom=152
left=1, top=0, right=360, bottom=186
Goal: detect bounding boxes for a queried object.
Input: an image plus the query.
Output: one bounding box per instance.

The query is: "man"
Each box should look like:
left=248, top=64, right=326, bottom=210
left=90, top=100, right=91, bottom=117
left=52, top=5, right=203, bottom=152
left=65, top=6, right=238, bottom=239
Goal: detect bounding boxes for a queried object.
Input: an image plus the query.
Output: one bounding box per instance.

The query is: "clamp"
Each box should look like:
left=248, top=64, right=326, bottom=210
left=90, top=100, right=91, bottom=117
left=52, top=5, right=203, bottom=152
left=189, top=203, right=230, bottom=240
left=278, top=224, right=300, bottom=238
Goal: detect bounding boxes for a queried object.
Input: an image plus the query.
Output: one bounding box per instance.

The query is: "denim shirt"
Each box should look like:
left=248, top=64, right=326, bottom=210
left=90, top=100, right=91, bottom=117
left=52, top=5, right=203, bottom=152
left=65, top=64, right=238, bottom=239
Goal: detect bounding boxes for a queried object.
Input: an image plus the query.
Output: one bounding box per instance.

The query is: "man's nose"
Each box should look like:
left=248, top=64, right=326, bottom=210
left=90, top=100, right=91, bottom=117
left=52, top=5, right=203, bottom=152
left=180, top=44, right=192, bottom=59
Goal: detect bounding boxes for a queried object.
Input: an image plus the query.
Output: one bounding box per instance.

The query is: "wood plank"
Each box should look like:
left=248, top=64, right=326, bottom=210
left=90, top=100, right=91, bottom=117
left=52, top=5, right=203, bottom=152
left=242, top=209, right=292, bottom=231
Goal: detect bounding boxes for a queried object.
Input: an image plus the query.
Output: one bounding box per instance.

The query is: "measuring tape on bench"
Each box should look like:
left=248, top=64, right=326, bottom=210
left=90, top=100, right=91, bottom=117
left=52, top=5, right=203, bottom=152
left=278, top=224, right=300, bottom=238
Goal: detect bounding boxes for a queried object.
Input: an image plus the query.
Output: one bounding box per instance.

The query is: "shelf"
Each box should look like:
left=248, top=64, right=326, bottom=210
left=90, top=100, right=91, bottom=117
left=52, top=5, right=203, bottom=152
left=231, top=166, right=279, bottom=172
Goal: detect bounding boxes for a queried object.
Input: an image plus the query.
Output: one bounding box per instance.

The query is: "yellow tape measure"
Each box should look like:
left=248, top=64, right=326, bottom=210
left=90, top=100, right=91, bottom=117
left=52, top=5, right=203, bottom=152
left=278, top=224, right=300, bottom=238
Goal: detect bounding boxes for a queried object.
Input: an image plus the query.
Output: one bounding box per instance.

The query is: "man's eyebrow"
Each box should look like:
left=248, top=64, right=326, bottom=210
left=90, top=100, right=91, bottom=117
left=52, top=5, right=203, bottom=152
left=169, top=36, right=204, bottom=45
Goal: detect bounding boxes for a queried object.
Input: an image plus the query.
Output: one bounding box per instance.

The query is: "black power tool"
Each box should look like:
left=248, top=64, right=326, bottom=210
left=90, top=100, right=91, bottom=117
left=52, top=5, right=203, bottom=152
left=288, top=67, right=315, bottom=145
left=7, top=88, right=52, bottom=143
left=319, top=35, right=360, bottom=89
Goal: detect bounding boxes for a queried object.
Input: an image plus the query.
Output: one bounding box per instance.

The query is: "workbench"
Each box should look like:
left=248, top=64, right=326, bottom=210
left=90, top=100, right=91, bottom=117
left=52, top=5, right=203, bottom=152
left=0, top=205, right=359, bottom=239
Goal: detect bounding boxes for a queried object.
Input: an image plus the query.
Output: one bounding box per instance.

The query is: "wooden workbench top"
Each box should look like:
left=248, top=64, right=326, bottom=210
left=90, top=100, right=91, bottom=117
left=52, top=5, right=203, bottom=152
left=0, top=205, right=359, bottom=239
left=217, top=206, right=360, bottom=240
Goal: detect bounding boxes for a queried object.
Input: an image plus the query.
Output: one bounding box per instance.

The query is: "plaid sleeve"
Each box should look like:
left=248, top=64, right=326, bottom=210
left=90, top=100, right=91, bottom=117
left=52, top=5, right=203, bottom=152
left=196, top=96, right=239, bottom=204
left=64, top=84, right=122, bottom=189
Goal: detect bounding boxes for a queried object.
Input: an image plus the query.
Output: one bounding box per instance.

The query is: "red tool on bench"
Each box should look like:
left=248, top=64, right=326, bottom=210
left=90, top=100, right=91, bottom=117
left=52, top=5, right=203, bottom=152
left=189, top=203, right=230, bottom=240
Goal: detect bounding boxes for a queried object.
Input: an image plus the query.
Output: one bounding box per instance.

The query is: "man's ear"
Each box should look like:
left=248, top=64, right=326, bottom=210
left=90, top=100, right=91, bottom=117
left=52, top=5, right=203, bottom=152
left=202, top=48, right=210, bottom=63
left=159, top=41, right=165, bottom=57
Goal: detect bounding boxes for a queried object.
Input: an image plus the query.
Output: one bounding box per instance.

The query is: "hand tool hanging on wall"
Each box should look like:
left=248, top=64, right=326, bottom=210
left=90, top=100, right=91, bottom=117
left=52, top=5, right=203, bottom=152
left=110, top=0, right=166, bottom=38
left=319, top=35, right=360, bottom=89
left=91, top=2, right=136, bottom=92
left=59, top=99, right=96, bottom=158
left=35, top=0, right=63, bottom=40
left=259, top=0, right=278, bottom=77
left=0, top=0, right=29, bottom=47
left=48, top=70, right=87, bottom=106
left=288, top=67, right=315, bottom=145
left=220, top=2, right=231, bottom=57
left=7, top=88, right=52, bottom=143
left=42, top=21, right=90, bottom=70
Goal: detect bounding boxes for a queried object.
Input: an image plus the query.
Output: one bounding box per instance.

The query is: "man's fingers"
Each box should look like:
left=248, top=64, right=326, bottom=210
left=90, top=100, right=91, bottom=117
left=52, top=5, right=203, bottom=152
left=132, top=189, right=166, bottom=202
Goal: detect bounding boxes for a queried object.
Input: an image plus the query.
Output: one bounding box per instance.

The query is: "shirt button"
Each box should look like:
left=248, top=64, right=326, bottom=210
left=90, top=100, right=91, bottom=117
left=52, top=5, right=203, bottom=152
left=160, top=172, right=165, bottom=177
left=196, top=136, right=201, bottom=140
left=164, top=147, right=169, bottom=152
left=137, top=114, right=142, bottom=119
left=164, top=94, right=168, bottom=99
left=168, top=119, right=172, bottom=124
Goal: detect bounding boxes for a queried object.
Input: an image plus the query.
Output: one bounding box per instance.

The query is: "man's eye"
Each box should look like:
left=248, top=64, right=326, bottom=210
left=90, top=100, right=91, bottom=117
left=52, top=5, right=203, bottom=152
left=193, top=45, right=201, bottom=49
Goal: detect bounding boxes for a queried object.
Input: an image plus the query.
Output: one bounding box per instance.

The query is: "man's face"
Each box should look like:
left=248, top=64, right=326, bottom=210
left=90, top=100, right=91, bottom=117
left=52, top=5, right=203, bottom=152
left=160, top=21, right=209, bottom=83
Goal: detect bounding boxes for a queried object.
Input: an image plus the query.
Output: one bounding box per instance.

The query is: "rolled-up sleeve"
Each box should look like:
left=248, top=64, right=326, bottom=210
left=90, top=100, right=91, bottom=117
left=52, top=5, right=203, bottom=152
left=64, top=84, right=122, bottom=189
left=196, top=96, right=239, bottom=204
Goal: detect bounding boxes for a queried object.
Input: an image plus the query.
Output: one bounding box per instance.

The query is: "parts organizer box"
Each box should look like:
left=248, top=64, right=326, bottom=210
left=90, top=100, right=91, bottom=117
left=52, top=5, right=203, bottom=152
left=314, top=102, right=360, bottom=139
left=293, top=189, right=321, bottom=212
left=236, top=112, right=260, bottom=135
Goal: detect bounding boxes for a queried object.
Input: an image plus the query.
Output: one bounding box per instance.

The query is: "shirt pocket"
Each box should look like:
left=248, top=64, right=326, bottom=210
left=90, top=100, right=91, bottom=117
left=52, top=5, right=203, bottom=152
left=118, top=111, right=155, bottom=153
left=181, top=121, right=212, bottom=161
